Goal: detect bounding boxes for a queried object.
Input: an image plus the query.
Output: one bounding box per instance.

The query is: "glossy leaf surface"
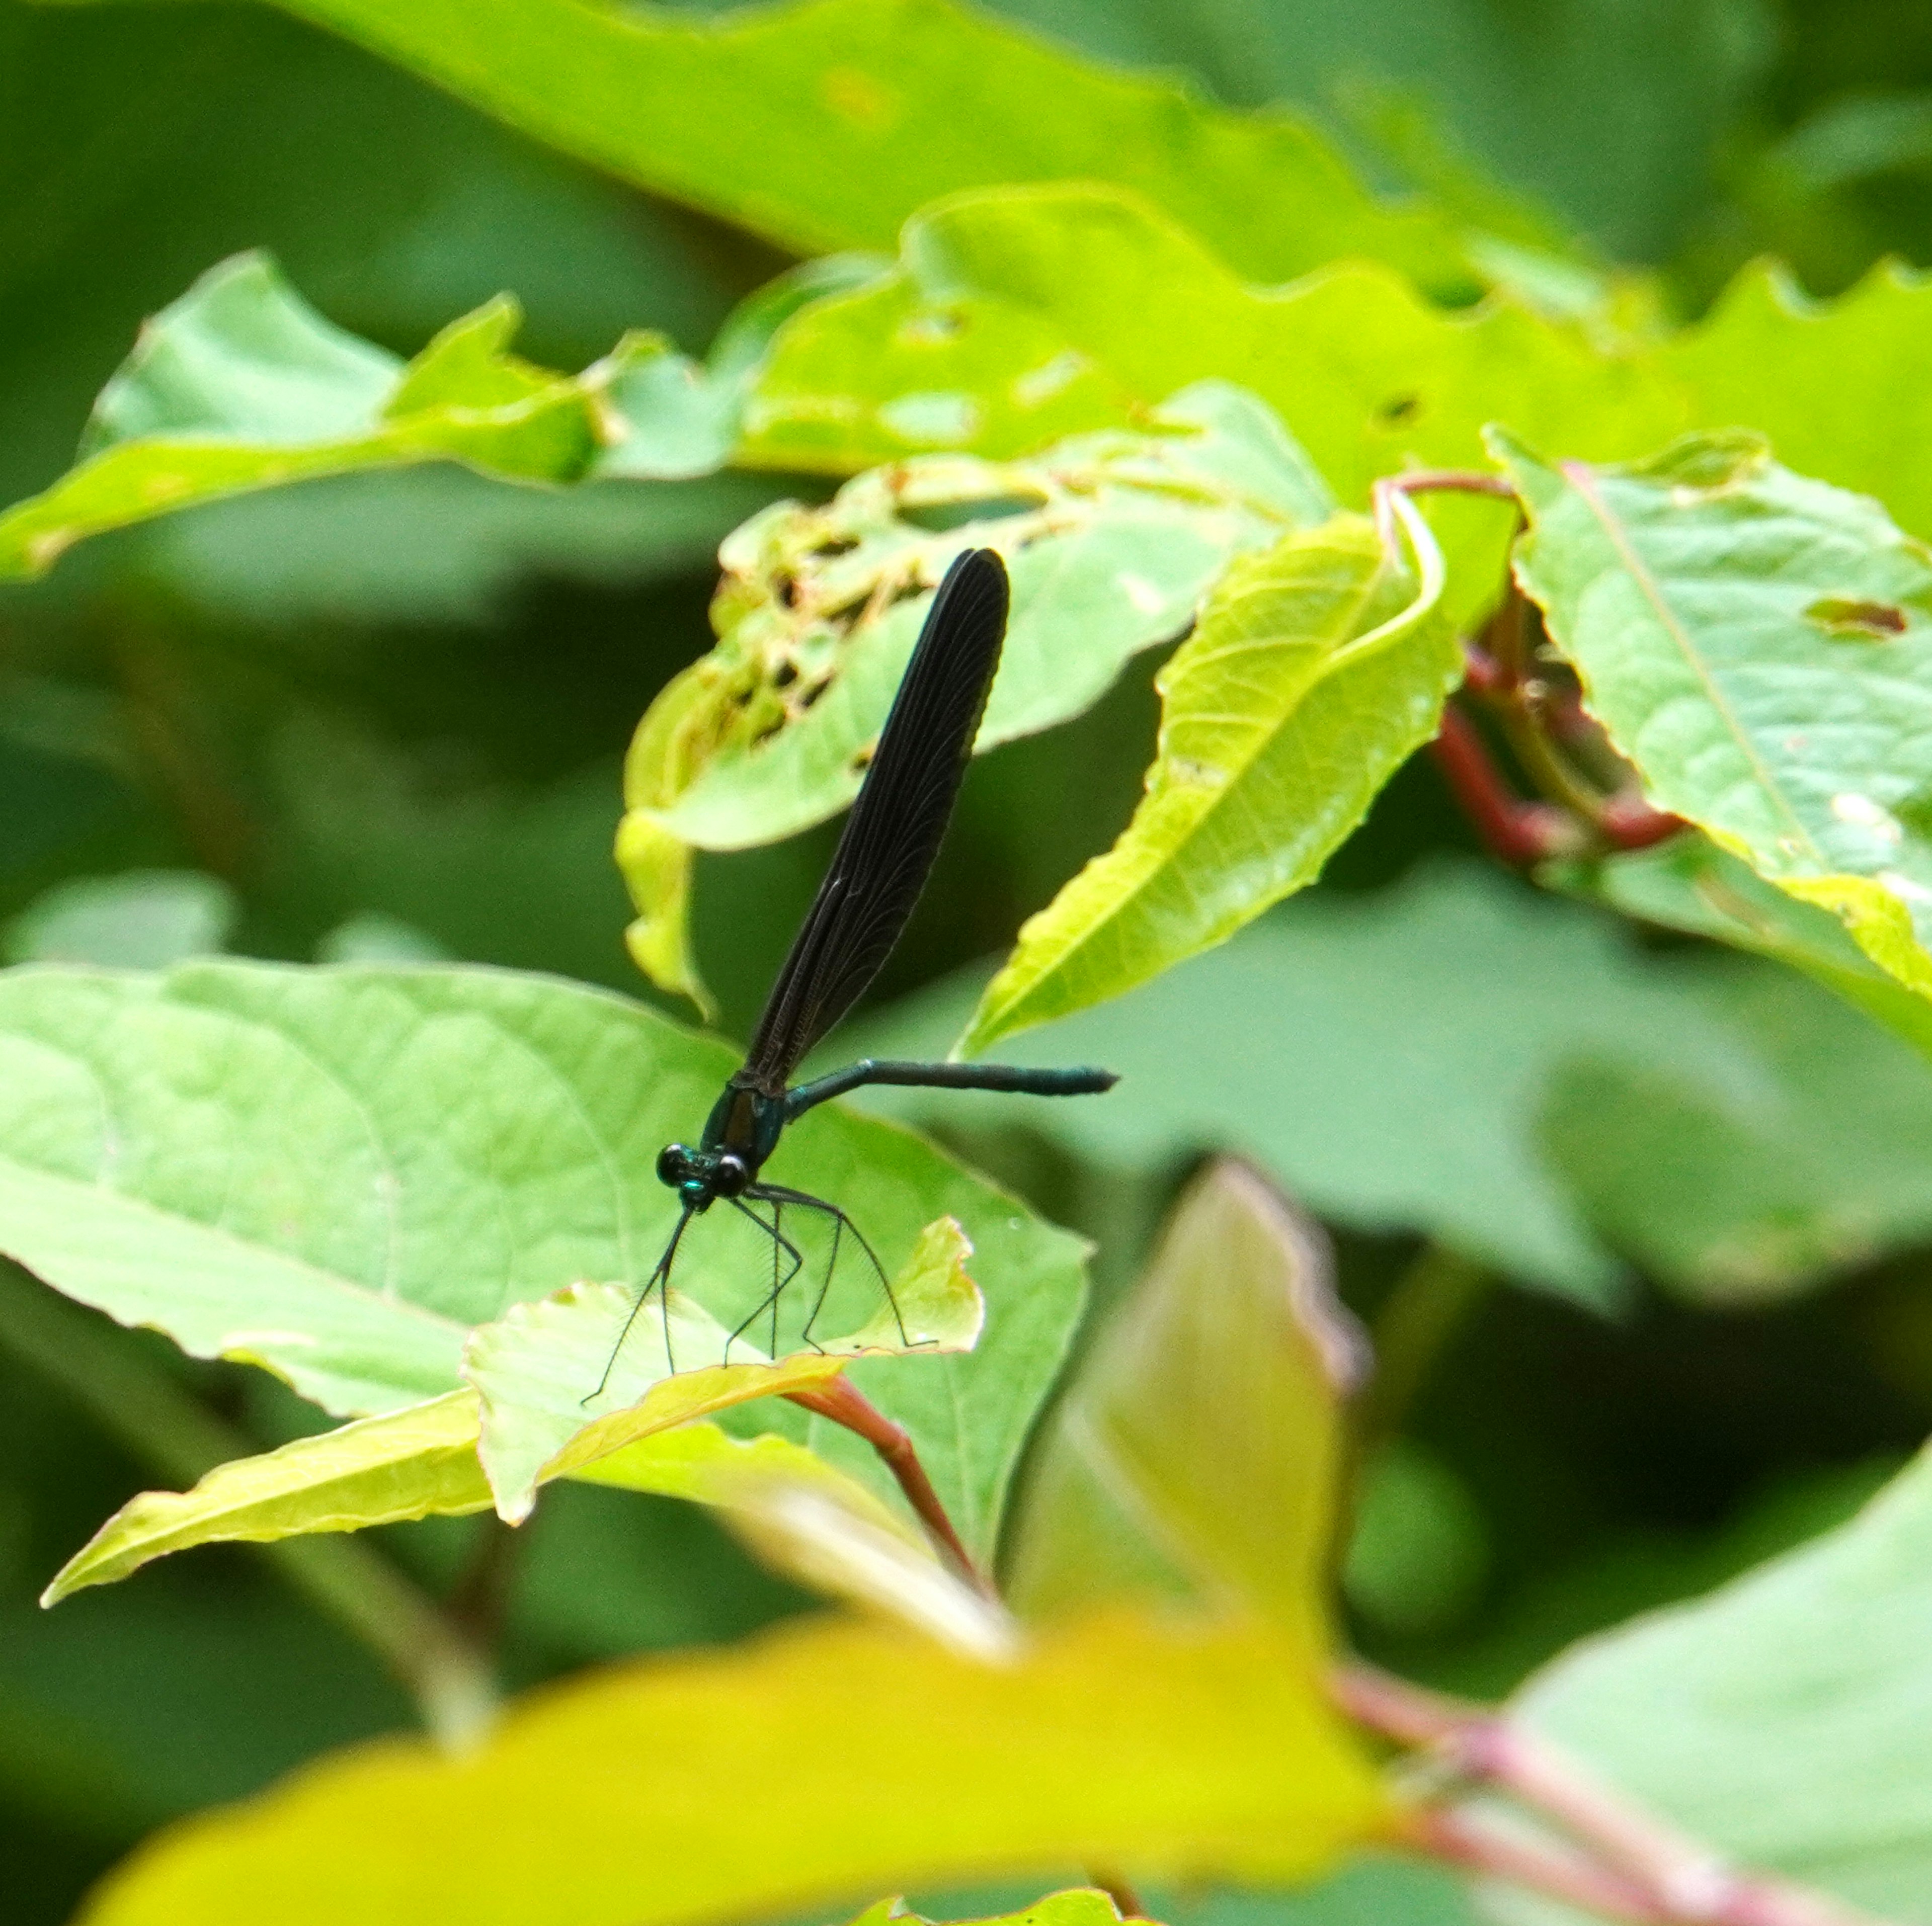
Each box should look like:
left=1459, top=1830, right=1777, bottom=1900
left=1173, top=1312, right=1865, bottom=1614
left=963, top=509, right=1455, bottom=1049
left=1499, top=428, right=1932, bottom=1006
left=75, top=1610, right=1385, bottom=1926
left=0, top=962, right=1087, bottom=1557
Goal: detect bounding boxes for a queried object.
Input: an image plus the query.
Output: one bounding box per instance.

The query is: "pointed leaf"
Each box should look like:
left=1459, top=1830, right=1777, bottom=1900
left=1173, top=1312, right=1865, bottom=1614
left=466, top=1220, right=981, bottom=1521
left=838, top=1894, right=1140, bottom=1926
left=963, top=506, right=1455, bottom=1050
left=1008, top=1160, right=1365, bottom=1655
left=1496, top=427, right=1932, bottom=1008
left=72, top=1611, right=1386, bottom=1926
left=0, top=962, right=1087, bottom=1558
left=618, top=381, right=1332, bottom=997
left=1509, top=1444, right=1932, bottom=1917
left=44, top=1397, right=905, bottom=1606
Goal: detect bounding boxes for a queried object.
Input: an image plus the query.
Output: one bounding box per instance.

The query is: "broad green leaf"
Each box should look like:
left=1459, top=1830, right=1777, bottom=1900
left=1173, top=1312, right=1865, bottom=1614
left=1539, top=960, right=1932, bottom=1303
left=43, top=1397, right=909, bottom=1606
left=0, top=962, right=1087, bottom=1558
left=224, top=0, right=1499, bottom=293
left=2, top=871, right=236, bottom=968
left=1008, top=1159, right=1364, bottom=1657
left=963, top=506, right=1456, bottom=1050
left=1506, top=1443, right=1932, bottom=1917
left=0, top=253, right=734, bottom=581
left=618, top=382, right=1335, bottom=999
left=73, top=1610, right=1386, bottom=1926
left=1556, top=834, right=1932, bottom=1061
left=836, top=860, right=1778, bottom=1306
left=1496, top=427, right=1932, bottom=1007
left=467, top=1223, right=980, bottom=1521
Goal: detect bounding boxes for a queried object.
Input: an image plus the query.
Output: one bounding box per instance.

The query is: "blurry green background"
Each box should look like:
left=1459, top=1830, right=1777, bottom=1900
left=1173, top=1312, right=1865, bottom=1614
left=8, top=2, right=1932, bottom=1920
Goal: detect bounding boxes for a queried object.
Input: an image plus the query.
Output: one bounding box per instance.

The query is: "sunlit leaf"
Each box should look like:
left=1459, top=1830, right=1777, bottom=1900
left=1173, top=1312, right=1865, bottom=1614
left=467, top=1221, right=980, bottom=1521
left=0, top=962, right=1087, bottom=1556
left=1008, top=1159, right=1365, bottom=1658
left=43, top=1396, right=908, bottom=1607
left=962, top=505, right=1454, bottom=1050
left=1507, top=1443, right=1932, bottom=1917
left=0, top=256, right=662, bottom=580
left=618, top=382, right=1335, bottom=999
left=74, top=1610, right=1387, bottom=1926
left=839, top=1893, right=1140, bottom=1926
left=222, top=0, right=1500, bottom=293
left=1496, top=427, right=1932, bottom=1009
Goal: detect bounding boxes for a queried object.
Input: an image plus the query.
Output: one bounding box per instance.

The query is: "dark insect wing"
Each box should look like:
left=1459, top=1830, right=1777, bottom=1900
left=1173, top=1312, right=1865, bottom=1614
left=739, top=548, right=1010, bottom=1093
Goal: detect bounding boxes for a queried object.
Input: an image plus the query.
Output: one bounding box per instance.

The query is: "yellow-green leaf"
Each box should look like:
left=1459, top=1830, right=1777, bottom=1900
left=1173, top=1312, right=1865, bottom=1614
left=45, top=1402, right=910, bottom=1607
left=467, top=1220, right=982, bottom=1521
left=1007, top=1161, right=1365, bottom=1656
left=963, top=508, right=1454, bottom=1051
left=74, top=1610, right=1387, bottom=1926
left=840, top=1893, right=1145, bottom=1926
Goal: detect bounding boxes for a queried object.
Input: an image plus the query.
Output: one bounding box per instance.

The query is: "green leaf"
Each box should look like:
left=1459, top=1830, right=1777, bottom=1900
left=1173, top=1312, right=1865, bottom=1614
left=1539, top=959, right=1932, bottom=1303
left=962, top=505, right=1456, bottom=1050
left=742, top=187, right=1680, bottom=500
left=1555, top=834, right=1932, bottom=1061
left=466, top=1221, right=980, bottom=1522
left=2, top=871, right=236, bottom=969
left=1008, top=1159, right=1364, bottom=1657
left=71, top=1610, right=1385, bottom=1926
left=221, top=0, right=1499, bottom=294
left=0, top=961, right=1087, bottom=1557
left=0, top=253, right=694, bottom=580
left=1495, top=426, right=1932, bottom=1008
left=618, top=382, right=1336, bottom=1001
left=42, top=1396, right=910, bottom=1606
left=1509, top=1443, right=1932, bottom=1916
left=836, top=859, right=1781, bottom=1307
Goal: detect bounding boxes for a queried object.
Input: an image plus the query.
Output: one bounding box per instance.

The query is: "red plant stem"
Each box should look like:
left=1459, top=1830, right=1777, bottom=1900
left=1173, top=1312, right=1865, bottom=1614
left=1402, top=1805, right=1668, bottom=1923
left=1335, top=1663, right=1885, bottom=1926
left=783, top=1376, right=990, bottom=1592
left=1428, top=705, right=1577, bottom=865
left=1086, top=1871, right=1147, bottom=1918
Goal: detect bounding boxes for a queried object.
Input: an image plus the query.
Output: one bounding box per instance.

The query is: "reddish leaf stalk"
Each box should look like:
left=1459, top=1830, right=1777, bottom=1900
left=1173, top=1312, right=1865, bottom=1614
left=1428, top=706, right=1579, bottom=866
left=1335, top=1663, right=1886, bottom=1926
left=783, top=1376, right=990, bottom=1593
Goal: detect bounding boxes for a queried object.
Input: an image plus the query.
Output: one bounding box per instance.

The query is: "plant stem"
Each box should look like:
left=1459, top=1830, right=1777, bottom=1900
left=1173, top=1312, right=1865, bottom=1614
left=1085, top=1870, right=1147, bottom=1918
left=1334, top=1662, right=1888, bottom=1926
left=784, top=1375, right=989, bottom=1592
left=1429, top=705, right=1580, bottom=865
left=0, top=1263, right=498, bottom=1750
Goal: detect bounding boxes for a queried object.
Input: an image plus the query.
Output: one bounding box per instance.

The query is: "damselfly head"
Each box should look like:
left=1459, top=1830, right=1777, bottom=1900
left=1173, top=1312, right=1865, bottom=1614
left=655, top=1142, right=749, bottom=1211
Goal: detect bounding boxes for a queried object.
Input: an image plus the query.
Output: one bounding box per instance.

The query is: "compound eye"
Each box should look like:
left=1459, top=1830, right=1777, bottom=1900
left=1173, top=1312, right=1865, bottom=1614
left=656, top=1144, right=691, bottom=1188
left=713, top=1152, right=749, bottom=1198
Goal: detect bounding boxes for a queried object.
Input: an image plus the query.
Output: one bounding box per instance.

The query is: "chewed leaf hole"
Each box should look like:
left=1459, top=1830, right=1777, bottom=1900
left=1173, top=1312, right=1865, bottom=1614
left=899, top=492, right=1046, bottom=534
left=1807, top=596, right=1909, bottom=640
